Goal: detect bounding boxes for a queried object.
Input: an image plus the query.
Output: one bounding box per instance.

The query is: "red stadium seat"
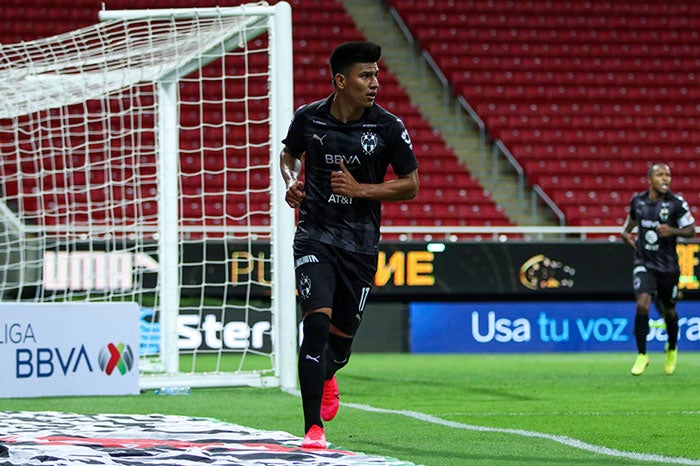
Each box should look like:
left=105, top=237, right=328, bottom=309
left=389, top=0, right=700, bottom=226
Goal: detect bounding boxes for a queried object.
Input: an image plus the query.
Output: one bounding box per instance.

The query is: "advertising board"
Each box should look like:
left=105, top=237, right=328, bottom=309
left=0, top=302, right=139, bottom=397
left=410, top=301, right=700, bottom=353
left=38, top=241, right=700, bottom=300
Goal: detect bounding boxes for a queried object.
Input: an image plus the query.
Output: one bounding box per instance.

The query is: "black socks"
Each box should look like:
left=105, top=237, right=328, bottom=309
left=325, top=332, right=352, bottom=380
left=665, top=312, right=679, bottom=351
left=634, top=314, right=649, bottom=354
left=298, top=312, right=330, bottom=432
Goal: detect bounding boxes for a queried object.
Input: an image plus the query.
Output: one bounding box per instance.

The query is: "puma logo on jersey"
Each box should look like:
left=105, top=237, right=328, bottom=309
left=305, top=354, right=321, bottom=363
left=313, top=134, right=327, bottom=145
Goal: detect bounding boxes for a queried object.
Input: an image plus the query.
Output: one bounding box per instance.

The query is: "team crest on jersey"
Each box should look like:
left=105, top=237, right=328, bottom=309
left=361, top=131, right=378, bottom=155
left=659, top=206, right=670, bottom=222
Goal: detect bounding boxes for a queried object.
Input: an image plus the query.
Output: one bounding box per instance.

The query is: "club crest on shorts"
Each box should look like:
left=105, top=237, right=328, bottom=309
left=360, top=131, right=378, bottom=155
left=298, top=273, right=312, bottom=299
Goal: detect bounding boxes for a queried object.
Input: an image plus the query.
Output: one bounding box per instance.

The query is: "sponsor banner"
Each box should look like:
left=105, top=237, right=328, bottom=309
left=0, top=411, right=415, bottom=465
left=38, top=241, right=700, bottom=299
left=178, top=307, right=273, bottom=353
left=0, top=302, right=139, bottom=398
left=139, top=306, right=274, bottom=355
left=377, top=242, right=699, bottom=298
left=139, top=304, right=404, bottom=354
left=410, top=301, right=700, bottom=353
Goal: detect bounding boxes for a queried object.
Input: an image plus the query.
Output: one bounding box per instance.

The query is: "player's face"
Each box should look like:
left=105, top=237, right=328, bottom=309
left=341, top=62, right=379, bottom=109
left=649, top=165, right=671, bottom=196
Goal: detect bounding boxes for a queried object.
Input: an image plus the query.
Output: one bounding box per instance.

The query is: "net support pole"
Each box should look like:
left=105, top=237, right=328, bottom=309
left=269, top=1, right=297, bottom=392
left=157, top=80, right=181, bottom=374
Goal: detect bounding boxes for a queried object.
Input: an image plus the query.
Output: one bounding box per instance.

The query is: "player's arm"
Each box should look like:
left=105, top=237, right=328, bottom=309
left=657, top=223, right=696, bottom=239
left=658, top=202, right=696, bottom=238
left=280, top=146, right=305, bottom=209
left=621, top=215, right=638, bottom=250
left=331, top=160, right=418, bottom=201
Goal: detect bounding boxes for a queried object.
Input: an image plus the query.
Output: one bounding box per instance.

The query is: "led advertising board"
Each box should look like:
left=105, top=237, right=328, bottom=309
left=410, top=301, right=700, bottom=353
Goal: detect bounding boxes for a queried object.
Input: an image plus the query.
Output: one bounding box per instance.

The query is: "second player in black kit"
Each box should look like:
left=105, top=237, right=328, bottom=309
left=280, top=41, right=419, bottom=448
left=621, top=163, right=696, bottom=376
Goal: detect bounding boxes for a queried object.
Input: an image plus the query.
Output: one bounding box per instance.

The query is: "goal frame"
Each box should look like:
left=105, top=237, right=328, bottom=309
left=0, top=3, right=296, bottom=392
left=98, top=3, right=296, bottom=391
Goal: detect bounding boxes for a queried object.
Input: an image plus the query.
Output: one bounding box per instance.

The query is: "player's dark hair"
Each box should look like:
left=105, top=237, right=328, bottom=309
left=329, top=41, right=381, bottom=78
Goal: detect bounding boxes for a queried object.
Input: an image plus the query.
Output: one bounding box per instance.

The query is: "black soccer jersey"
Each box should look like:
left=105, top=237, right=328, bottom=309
left=628, top=190, right=696, bottom=273
left=282, top=94, right=419, bottom=254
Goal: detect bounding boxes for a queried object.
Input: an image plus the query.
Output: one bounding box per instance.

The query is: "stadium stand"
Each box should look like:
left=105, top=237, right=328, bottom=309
left=387, top=0, right=700, bottom=226
left=0, top=0, right=513, bottom=236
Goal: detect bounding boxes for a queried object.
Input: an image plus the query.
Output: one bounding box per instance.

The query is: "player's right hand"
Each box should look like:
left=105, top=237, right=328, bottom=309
left=285, top=180, right=306, bottom=208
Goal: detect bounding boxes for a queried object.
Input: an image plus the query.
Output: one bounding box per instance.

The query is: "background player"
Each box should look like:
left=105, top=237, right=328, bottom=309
left=279, top=41, right=419, bottom=448
left=621, top=163, right=696, bottom=376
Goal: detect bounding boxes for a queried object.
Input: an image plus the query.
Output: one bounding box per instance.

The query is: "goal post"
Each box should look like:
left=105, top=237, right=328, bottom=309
left=0, top=2, right=297, bottom=391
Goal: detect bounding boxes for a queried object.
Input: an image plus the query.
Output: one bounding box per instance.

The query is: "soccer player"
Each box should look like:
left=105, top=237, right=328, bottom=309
left=279, top=41, right=419, bottom=448
left=621, top=163, right=696, bottom=376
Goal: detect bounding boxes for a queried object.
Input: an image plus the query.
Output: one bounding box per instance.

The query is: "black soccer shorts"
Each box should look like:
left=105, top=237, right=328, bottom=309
left=293, top=238, right=377, bottom=336
left=632, top=265, right=680, bottom=310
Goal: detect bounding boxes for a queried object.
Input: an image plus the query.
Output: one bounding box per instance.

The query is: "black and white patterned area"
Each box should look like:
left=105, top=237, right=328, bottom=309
left=0, top=411, right=415, bottom=465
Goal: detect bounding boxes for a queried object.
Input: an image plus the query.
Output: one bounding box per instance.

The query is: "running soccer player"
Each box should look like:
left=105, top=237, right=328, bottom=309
left=279, top=41, right=419, bottom=448
left=621, top=163, right=696, bottom=376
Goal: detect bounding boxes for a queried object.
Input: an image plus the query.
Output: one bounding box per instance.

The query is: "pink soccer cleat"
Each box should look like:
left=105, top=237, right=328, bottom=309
left=321, top=375, right=340, bottom=421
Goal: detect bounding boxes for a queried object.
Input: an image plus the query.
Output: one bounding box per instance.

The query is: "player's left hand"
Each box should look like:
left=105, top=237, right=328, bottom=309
left=657, top=224, right=675, bottom=237
left=331, top=159, right=360, bottom=197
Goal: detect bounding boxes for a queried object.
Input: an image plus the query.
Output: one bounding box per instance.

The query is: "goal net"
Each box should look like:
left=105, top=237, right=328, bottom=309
left=0, top=3, right=297, bottom=391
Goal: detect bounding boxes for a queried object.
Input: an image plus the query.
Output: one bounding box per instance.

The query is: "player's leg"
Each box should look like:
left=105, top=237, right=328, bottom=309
left=634, top=293, right=652, bottom=353
left=655, top=271, right=680, bottom=349
left=325, top=330, right=353, bottom=379
left=320, top=248, right=376, bottom=421
left=299, top=309, right=330, bottom=437
left=320, top=329, right=350, bottom=422
left=663, top=307, right=679, bottom=375
left=294, top=240, right=335, bottom=447
left=631, top=266, right=654, bottom=375
left=663, top=306, right=679, bottom=350
left=656, top=271, right=680, bottom=375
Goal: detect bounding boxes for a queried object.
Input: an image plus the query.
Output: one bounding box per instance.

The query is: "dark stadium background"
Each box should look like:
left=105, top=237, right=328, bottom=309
left=1, top=0, right=698, bottom=352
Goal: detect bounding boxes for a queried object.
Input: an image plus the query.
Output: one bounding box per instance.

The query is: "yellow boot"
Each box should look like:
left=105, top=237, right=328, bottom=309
left=631, top=354, right=649, bottom=376
left=664, top=348, right=677, bottom=375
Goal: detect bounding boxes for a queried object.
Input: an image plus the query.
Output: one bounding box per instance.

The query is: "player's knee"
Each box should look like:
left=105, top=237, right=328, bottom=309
left=663, top=306, right=678, bottom=320
left=636, top=299, right=651, bottom=315
left=301, top=312, right=330, bottom=352
left=636, top=297, right=651, bottom=310
left=327, top=333, right=352, bottom=368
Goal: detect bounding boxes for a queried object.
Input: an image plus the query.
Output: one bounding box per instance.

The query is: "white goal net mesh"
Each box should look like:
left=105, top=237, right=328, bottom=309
left=0, top=3, right=296, bottom=390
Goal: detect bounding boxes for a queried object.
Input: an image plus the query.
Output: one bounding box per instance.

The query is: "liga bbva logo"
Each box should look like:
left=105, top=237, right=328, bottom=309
left=97, top=342, right=135, bottom=375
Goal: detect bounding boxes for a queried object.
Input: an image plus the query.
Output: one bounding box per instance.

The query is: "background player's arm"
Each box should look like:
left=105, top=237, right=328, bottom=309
left=621, top=215, right=638, bottom=250
left=280, top=146, right=306, bottom=208
left=331, top=160, right=418, bottom=201
left=657, top=223, right=696, bottom=238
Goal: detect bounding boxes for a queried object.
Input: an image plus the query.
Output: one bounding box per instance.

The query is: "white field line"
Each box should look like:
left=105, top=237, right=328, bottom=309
left=343, top=402, right=700, bottom=465
left=451, top=410, right=700, bottom=417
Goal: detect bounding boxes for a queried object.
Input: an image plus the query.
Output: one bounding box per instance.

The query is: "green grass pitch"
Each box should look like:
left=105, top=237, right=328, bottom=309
left=2, top=352, right=699, bottom=465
